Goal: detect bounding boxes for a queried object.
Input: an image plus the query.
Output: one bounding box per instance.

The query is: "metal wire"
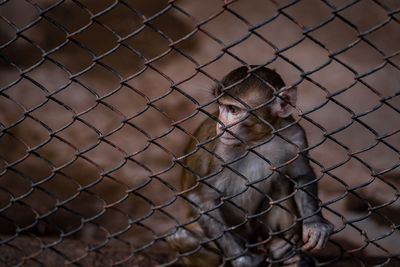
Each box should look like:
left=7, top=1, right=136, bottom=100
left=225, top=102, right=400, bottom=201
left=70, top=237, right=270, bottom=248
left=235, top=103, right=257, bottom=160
left=0, top=0, right=399, bottom=266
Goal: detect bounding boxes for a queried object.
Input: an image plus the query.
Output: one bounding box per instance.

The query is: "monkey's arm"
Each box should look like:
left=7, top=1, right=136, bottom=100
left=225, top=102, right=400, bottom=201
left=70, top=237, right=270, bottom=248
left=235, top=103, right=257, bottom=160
left=288, top=156, right=334, bottom=251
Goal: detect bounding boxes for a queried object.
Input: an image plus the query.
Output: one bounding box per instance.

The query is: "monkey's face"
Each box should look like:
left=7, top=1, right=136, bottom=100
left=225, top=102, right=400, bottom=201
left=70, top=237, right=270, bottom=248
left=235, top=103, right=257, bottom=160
left=215, top=84, right=297, bottom=145
left=216, top=96, right=270, bottom=145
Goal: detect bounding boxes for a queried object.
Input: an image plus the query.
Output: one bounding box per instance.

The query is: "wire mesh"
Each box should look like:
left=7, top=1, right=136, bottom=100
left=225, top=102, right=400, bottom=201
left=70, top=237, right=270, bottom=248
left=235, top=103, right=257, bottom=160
left=0, top=0, right=399, bottom=266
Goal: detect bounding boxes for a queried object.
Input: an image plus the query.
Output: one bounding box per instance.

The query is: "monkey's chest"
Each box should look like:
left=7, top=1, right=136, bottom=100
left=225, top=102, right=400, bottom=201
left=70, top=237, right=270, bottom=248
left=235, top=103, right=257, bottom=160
left=214, top=153, right=290, bottom=215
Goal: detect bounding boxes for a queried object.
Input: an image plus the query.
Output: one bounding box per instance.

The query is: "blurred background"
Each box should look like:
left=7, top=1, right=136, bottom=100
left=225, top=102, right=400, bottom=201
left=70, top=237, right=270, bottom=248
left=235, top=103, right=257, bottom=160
left=0, top=0, right=399, bottom=265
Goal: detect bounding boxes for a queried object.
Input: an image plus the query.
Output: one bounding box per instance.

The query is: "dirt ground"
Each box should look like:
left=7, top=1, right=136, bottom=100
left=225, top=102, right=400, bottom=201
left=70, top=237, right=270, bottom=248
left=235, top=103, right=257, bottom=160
left=0, top=236, right=185, bottom=267
left=1, top=236, right=399, bottom=267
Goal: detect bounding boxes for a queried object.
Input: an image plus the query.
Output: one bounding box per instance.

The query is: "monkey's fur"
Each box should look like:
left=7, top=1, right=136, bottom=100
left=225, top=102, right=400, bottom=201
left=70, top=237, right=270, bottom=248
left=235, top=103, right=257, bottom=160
left=167, top=66, right=333, bottom=267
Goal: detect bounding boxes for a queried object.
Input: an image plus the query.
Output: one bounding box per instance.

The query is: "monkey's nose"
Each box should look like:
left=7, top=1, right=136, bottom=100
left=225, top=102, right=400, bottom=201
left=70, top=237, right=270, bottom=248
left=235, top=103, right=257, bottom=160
left=216, top=124, right=225, bottom=135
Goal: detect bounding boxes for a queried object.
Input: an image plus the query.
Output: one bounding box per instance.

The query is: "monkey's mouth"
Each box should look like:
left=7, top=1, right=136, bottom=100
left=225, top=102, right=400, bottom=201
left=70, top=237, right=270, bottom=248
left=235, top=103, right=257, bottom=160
left=220, top=135, right=241, bottom=145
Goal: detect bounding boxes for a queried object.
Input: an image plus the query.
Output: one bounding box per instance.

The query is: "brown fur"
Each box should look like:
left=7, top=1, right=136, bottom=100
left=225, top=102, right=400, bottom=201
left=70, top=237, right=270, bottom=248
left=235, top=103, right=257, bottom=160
left=168, top=66, right=333, bottom=267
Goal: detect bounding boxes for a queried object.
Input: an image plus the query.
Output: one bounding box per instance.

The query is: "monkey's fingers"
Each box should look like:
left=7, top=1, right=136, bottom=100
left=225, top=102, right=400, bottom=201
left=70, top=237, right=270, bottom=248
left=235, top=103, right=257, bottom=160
left=315, top=231, right=329, bottom=249
left=302, top=227, right=311, bottom=245
left=270, top=234, right=299, bottom=250
left=270, top=235, right=298, bottom=259
left=302, top=230, right=321, bottom=251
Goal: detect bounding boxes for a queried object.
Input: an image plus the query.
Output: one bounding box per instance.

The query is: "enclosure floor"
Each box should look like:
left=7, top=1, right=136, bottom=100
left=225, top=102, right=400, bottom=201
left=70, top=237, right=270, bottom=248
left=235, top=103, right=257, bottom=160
left=1, top=236, right=398, bottom=266
left=0, top=236, right=184, bottom=267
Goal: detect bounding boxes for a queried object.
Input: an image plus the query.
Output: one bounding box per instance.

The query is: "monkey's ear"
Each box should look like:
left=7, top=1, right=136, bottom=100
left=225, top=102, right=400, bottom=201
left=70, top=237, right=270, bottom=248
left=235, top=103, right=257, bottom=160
left=272, top=86, right=297, bottom=118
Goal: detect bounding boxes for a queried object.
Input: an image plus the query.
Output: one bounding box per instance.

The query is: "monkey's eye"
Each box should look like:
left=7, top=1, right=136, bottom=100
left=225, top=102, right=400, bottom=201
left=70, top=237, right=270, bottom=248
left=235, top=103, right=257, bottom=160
left=227, top=105, right=240, bottom=114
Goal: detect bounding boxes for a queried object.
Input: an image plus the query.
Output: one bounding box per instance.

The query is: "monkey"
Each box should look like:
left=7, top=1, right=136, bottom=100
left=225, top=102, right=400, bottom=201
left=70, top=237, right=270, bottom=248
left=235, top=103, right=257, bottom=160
left=167, top=66, right=334, bottom=267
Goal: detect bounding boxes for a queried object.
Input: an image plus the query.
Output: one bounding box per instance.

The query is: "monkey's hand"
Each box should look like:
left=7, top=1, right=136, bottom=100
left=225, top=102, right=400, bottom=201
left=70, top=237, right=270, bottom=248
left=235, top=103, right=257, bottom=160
left=302, top=217, right=334, bottom=251
left=231, top=253, right=264, bottom=267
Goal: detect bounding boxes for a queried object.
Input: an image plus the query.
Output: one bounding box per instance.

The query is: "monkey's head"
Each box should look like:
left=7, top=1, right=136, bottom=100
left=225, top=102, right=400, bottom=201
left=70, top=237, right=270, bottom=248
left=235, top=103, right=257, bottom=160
left=215, top=66, right=297, bottom=145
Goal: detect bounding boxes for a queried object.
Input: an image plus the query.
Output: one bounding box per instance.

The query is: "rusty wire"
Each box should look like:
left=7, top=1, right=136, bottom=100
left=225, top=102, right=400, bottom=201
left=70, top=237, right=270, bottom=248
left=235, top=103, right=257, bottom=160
left=0, top=0, right=399, bottom=266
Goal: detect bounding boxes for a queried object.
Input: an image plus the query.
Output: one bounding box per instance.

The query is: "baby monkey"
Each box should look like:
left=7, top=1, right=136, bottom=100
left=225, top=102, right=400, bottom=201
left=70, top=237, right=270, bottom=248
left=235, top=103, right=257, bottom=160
left=167, top=66, right=333, bottom=267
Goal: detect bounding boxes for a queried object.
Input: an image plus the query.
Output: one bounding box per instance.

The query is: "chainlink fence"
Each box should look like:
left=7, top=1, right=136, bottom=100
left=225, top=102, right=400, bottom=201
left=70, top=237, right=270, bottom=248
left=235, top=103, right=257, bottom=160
left=0, top=0, right=399, bottom=266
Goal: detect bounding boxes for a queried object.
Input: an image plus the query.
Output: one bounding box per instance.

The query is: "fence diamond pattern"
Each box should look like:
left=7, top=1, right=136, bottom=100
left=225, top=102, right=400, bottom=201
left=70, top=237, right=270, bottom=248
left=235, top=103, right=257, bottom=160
left=0, top=0, right=399, bottom=266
